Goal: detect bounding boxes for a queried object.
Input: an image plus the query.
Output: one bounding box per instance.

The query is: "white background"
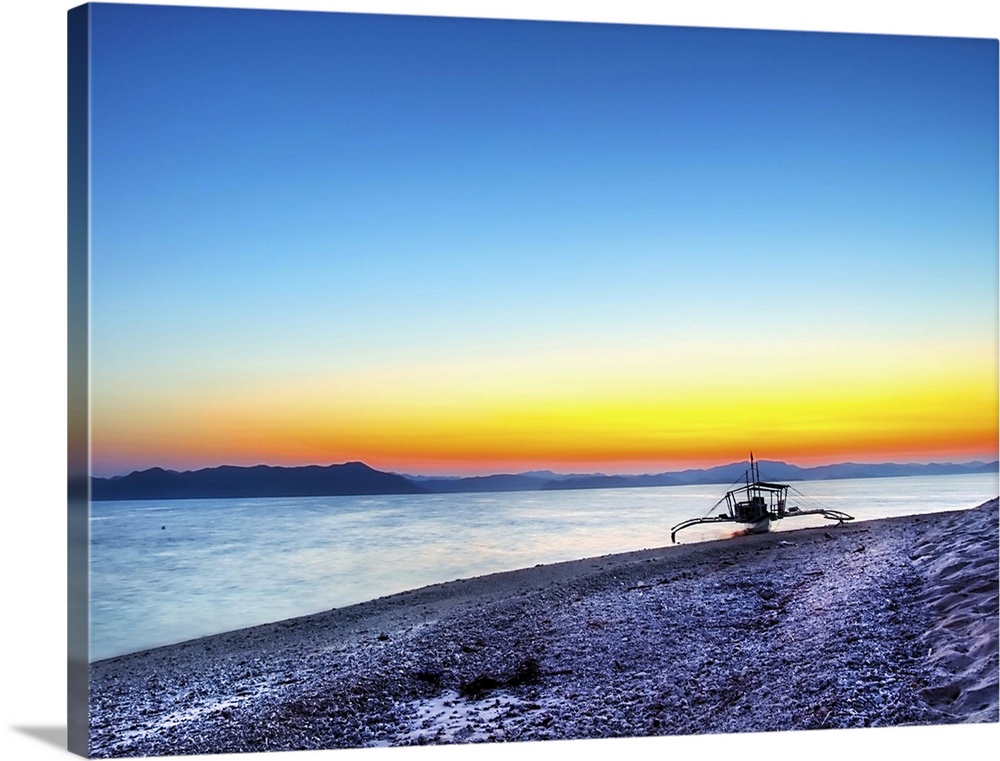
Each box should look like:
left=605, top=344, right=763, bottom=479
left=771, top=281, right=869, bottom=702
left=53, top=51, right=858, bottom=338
left=1, top=2, right=997, bottom=760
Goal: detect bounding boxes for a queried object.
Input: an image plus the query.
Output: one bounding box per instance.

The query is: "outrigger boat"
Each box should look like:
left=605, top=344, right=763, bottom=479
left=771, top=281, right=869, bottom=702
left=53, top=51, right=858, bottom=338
left=670, top=454, right=854, bottom=543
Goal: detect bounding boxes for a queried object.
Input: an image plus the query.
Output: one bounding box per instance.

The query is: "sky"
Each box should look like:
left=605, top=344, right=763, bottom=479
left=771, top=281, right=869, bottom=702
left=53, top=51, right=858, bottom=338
left=84, top=2, right=999, bottom=477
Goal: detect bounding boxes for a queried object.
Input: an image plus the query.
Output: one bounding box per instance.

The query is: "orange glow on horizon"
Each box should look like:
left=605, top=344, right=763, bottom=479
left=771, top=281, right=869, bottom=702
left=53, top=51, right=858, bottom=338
left=90, top=325, right=998, bottom=477
left=91, top=362, right=998, bottom=477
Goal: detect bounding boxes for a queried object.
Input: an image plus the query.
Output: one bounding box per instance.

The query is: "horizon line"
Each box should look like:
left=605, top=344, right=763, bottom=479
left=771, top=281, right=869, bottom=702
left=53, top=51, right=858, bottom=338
left=91, top=455, right=1000, bottom=481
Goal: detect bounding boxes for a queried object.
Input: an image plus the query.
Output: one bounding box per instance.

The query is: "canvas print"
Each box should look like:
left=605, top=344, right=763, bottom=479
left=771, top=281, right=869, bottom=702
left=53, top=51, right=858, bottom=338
left=67, top=2, right=999, bottom=757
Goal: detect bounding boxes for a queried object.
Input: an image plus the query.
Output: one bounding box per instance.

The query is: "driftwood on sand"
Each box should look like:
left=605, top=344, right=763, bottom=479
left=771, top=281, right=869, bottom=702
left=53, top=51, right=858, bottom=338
left=88, top=499, right=999, bottom=757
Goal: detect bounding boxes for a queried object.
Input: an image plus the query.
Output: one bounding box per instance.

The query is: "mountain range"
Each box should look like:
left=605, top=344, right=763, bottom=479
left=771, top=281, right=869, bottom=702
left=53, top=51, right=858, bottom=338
left=90, top=462, right=422, bottom=501
left=90, top=458, right=998, bottom=501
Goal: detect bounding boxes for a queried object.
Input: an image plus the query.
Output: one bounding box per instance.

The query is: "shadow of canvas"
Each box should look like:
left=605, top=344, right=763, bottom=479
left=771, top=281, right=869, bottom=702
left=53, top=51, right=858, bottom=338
left=13, top=726, right=67, bottom=750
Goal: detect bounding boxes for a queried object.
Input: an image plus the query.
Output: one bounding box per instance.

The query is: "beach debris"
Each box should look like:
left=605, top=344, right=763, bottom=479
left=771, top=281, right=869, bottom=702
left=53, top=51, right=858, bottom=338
left=460, top=674, right=503, bottom=699
left=460, top=658, right=542, bottom=699
left=413, top=670, right=443, bottom=688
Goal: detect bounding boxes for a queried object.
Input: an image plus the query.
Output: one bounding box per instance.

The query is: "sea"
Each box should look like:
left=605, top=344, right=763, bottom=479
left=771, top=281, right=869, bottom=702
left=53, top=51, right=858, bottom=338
left=88, top=472, right=998, bottom=661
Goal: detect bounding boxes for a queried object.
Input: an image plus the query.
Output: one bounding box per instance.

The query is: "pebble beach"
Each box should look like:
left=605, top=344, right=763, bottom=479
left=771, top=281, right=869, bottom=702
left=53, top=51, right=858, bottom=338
left=88, top=498, right=999, bottom=757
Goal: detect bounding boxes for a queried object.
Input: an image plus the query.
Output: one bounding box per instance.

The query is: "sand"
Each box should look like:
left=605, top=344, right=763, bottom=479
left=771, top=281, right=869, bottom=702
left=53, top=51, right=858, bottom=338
left=88, top=499, right=999, bottom=757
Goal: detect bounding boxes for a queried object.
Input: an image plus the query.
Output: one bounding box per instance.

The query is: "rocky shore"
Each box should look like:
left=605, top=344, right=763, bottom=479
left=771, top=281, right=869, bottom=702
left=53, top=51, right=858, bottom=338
left=88, top=499, right=999, bottom=757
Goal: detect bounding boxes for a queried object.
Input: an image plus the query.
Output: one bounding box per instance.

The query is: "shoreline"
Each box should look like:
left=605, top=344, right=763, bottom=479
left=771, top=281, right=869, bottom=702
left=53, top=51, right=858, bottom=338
left=89, top=500, right=999, bottom=756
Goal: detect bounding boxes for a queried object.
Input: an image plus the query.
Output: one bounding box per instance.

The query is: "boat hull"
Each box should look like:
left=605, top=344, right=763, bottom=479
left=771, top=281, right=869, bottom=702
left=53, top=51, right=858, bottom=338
left=745, top=516, right=772, bottom=534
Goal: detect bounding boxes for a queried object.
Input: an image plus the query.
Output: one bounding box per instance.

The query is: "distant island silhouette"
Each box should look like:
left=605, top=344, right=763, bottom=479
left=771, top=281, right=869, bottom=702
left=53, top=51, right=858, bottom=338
left=90, top=458, right=998, bottom=501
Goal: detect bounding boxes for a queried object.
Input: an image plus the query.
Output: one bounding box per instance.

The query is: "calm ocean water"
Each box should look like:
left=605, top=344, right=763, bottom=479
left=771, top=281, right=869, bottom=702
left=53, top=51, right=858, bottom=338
left=89, top=473, right=997, bottom=661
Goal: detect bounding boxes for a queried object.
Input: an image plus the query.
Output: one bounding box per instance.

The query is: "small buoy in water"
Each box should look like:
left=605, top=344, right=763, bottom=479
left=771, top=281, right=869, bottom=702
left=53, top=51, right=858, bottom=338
left=161, top=526, right=166, bottom=530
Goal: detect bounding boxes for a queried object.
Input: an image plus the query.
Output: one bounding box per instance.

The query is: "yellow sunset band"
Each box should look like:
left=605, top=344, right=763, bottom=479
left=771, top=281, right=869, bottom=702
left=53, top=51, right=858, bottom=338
left=92, top=342, right=996, bottom=474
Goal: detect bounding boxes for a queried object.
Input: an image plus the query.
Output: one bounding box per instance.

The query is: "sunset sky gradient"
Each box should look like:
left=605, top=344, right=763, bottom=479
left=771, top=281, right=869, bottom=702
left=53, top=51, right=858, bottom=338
left=87, top=4, right=998, bottom=477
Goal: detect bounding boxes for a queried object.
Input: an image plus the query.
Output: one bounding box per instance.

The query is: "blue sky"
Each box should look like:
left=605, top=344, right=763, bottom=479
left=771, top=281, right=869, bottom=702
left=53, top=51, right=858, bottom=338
left=85, top=3, right=998, bottom=475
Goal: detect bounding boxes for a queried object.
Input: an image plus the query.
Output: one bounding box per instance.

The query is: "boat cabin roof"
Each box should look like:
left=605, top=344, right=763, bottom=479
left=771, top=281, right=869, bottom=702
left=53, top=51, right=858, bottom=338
left=726, top=480, right=789, bottom=496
